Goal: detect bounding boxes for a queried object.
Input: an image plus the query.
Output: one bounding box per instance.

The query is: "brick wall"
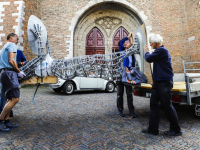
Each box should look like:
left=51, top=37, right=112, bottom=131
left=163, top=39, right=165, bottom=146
left=38, top=0, right=199, bottom=73
left=185, top=0, right=200, bottom=61
left=0, top=0, right=199, bottom=73
left=22, top=0, right=41, bottom=61
left=0, top=0, right=41, bottom=61
left=0, top=0, right=23, bottom=48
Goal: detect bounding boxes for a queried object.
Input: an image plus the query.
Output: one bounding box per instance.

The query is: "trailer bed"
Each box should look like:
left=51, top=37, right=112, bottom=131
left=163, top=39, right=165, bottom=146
left=134, top=82, right=186, bottom=92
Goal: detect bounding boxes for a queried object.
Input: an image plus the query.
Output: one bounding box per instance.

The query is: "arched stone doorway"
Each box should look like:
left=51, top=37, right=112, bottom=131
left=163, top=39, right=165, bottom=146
left=70, top=0, right=151, bottom=59
left=86, top=27, right=105, bottom=55
left=73, top=3, right=142, bottom=57
left=112, top=26, right=129, bottom=52
left=73, top=2, right=153, bottom=83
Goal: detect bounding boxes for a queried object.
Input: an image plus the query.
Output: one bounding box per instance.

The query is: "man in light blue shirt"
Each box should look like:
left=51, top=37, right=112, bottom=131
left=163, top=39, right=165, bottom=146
left=0, top=33, right=25, bottom=132
left=0, top=42, right=17, bottom=69
left=0, top=49, right=27, bottom=117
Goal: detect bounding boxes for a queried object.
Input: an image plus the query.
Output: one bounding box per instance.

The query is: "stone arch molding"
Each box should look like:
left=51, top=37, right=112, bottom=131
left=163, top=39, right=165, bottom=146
left=95, top=17, right=122, bottom=37
left=74, top=9, right=139, bottom=57
left=66, top=0, right=152, bottom=59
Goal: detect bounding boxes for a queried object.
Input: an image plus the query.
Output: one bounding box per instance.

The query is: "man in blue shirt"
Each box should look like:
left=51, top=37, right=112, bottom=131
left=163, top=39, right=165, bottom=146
left=0, top=33, right=25, bottom=132
left=117, top=33, right=136, bottom=118
left=0, top=49, right=27, bottom=117
left=17, top=50, right=27, bottom=68
left=142, top=33, right=181, bottom=136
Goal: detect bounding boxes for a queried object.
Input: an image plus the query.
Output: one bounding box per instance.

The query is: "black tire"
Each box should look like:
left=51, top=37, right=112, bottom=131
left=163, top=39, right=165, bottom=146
left=63, top=81, right=75, bottom=95
left=53, top=87, right=62, bottom=92
left=172, top=102, right=180, bottom=107
left=106, top=81, right=115, bottom=93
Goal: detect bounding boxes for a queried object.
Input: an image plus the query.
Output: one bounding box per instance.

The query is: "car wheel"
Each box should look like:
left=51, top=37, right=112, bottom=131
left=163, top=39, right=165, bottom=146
left=53, top=87, right=62, bottom=92
left=106, top=81, right=115, bottom=93
left=63, top=81, right=74, bottom=95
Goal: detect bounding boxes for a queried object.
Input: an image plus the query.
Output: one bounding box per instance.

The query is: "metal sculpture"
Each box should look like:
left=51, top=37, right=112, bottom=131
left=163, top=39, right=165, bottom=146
left=19, top=15, right=141, bottom=82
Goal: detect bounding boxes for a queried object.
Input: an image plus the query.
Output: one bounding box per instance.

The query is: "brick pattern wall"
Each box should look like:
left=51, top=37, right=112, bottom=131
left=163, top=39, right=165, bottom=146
left=38, top=0, right=199, bottom=73
left=185, top=0, right=200, bottom=62
left=22, top=0, right=41, bottom=61
left=38, top=0, right=85, bottom=60
left=0, top=0, right=199, bottom=73
left=13, top=1, right=25, bottom=51
left=0, top=0, right=41, bottom=61
left=125, top=0, right=195, bottom=73
left=0, top=2, right=10, bottom=46
left=0, top=0, right=21, bottom=47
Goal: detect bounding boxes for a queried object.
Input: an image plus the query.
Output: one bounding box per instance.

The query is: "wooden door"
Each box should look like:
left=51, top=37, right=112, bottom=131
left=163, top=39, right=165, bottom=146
left=86, top=27, right=105, bottom=55
left=112, top=26, right=129, bottom=52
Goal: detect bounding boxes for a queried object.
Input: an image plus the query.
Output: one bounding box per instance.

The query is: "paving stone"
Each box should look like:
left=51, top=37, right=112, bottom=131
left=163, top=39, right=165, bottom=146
left=0, top=85, right=200, bottom=149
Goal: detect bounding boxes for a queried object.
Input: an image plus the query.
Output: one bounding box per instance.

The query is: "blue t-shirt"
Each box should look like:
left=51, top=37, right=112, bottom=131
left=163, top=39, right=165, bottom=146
left=0, top=42, right=17, bottom=69
left=118, top=37, right=135, bottom=68
left=17, top=50, right=26, bottom=62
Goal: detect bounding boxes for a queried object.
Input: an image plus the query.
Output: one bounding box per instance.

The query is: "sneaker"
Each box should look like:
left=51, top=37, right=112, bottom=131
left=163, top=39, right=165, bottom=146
left=0, top=121, right=10, bottom=132
left=164, top=130, right=182, bottom=136
left=130, top=112, right=136, bottom=118
left=142, top=129, right=159, bottom=135
left=5, top=121, right=19, bottom=129
left=118, top=110, right=124, bottom=117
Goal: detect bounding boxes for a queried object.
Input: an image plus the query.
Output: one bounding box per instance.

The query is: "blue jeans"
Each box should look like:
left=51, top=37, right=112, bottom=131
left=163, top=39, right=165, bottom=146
left=0, top=83, right=7, bottom=113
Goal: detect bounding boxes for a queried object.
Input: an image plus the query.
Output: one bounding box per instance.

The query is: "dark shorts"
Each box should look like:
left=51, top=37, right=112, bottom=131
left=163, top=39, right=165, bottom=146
left=6, top=88, right=20, bottom=99
left=0, top=70, right=20, bottom=99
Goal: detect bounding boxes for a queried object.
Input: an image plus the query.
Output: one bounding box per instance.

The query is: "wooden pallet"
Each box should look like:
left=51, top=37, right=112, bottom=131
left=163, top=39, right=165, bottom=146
left=20, top=76, right=58, bottom=85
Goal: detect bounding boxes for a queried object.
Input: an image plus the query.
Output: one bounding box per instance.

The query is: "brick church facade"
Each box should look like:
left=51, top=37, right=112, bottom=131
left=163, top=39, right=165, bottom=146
left=0, top=0, right=199, bottom=73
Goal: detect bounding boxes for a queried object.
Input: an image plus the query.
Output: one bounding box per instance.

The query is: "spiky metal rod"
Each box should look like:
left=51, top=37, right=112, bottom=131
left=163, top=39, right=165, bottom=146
left=19, top=56, right=41, bottom=81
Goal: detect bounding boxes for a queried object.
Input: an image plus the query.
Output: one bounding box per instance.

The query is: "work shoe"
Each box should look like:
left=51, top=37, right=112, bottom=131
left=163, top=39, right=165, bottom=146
left=130, top=112, right=136, bottom=118
left=5, top=121, right=19, bottom=129
left=142, top=129, right=159, bottom=135
left=118, top=110, right=124, bottom=117
left=164, top=130, right=182, bottom=136
left=0, top=121, right=10, bottom=132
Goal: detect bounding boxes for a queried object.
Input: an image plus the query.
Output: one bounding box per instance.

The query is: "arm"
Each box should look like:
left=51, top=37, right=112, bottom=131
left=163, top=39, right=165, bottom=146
left=8, top=52, right=20, bottom=73
left=118, top=37, right=128, bottom=51
left=145, top=50, right=163, bottom=63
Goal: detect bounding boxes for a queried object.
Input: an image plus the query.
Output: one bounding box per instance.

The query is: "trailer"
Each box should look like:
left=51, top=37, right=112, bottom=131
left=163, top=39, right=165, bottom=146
left=133, top=61, right=200, bottom=116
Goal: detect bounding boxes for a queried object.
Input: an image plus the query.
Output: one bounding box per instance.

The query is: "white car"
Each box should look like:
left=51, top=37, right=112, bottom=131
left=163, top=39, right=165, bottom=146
left=50, top=77, right=116, bottom=95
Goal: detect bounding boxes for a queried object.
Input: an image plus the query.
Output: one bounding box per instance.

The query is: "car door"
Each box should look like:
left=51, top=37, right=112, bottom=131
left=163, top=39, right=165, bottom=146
left=79, top=77, right=98, bottom=89
left=97, top=78, right=105, bottom=89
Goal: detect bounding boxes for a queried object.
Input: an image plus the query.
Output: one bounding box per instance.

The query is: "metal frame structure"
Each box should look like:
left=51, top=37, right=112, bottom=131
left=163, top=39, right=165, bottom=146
left=19, top=15, right=141, bottom=82
left=183, top=60, right=200, bottom=105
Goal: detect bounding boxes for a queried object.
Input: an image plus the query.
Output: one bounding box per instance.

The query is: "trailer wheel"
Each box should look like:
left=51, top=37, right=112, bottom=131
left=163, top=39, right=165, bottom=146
left=172, top=102, right=180, bottom=107
left=194, top=99, right=200, bottom=116
left=194, top=103, right=200, bottom=116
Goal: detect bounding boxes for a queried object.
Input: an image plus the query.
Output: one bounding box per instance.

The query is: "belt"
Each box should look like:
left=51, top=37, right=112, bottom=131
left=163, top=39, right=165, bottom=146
left=153, top=79, right=173, bottom=83
left=0, top=68, right=15, bottom=72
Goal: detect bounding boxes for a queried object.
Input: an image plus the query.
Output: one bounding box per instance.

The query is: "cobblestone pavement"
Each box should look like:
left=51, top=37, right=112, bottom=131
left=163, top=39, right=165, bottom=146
left=0, top=85, right=200, bottom=150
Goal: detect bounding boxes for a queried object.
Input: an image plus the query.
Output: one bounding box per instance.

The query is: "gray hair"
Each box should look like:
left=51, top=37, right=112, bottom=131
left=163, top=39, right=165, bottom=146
left=149, top=33, right=163, bottom=44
